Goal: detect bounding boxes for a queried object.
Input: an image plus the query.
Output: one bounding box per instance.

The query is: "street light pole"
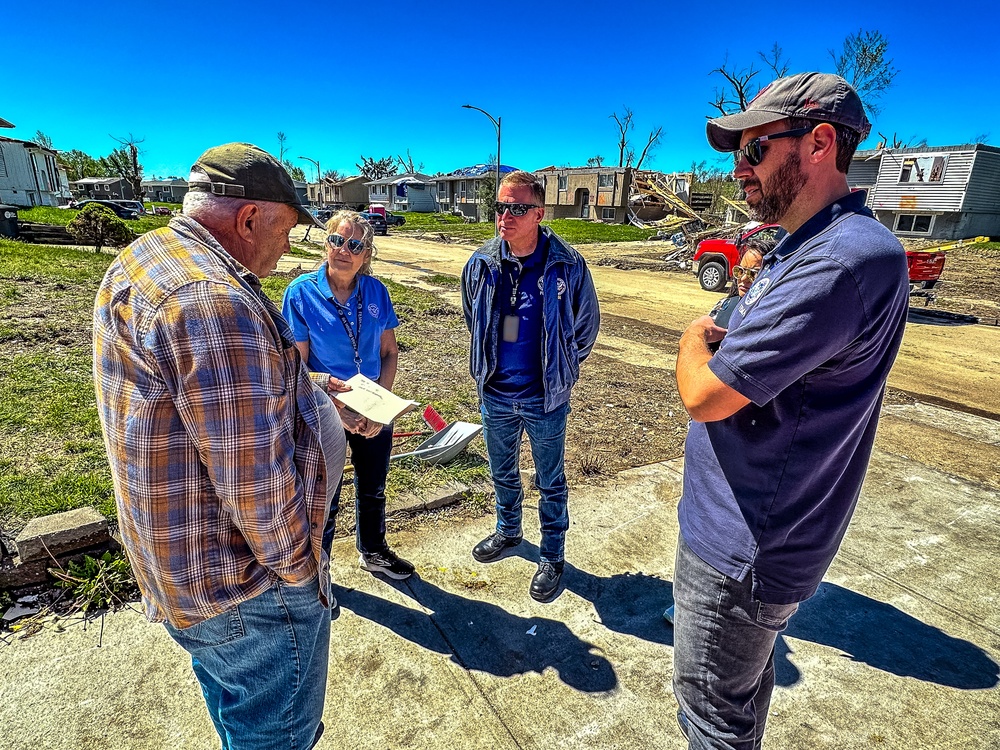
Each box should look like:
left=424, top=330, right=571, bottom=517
left=462, top=104, right=501, bottom=235
left=298, top=156, right=322, bottom=205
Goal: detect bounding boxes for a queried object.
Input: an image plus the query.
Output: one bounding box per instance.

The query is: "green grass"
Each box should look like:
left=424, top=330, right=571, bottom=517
left=394, top=212, right=661, bottom=244
left=0, top=240, right=118, bottom=530
left=0, top=239, right=475, bottom=535
left=16, top=205, right=171, bottom=234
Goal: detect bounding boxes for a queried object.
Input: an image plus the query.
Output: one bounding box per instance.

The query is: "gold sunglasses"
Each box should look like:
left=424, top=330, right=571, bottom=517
left=732, top=265, right=760, bottom=281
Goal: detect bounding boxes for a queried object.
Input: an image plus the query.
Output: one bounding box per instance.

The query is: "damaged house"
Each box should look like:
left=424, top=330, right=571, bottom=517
left=848, top=143, right=1000, bottom=240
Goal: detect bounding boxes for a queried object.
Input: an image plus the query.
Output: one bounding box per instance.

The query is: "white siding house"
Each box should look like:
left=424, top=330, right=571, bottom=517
left=848, top=144, right=1000, bottom=240
left=0, top=137, right=70, bottom=207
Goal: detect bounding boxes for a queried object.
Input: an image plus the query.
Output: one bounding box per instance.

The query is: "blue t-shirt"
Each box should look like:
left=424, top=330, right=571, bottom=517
left=282, top=267, right=398, bottom=382
left=485, top=234, right=547, bottom=400
left=679, top=191, right=909, bottom=604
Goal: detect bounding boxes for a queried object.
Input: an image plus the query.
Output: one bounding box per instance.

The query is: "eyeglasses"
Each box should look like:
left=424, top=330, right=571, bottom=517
left=735, top=127, right=813, bottom=166
left=495, top=203, right=541, bottom=217
left=326, top=233, right=367, bottom=255
left=732, top=265, right=760, bottom=282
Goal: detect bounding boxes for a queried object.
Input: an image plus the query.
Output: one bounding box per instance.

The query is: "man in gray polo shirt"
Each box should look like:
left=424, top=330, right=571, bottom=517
left=672, top=73, right=909, bottom=748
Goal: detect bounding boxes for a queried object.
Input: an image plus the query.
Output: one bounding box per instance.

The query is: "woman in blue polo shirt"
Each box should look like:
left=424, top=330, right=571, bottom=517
left=282, top=210, right=414, bottom=581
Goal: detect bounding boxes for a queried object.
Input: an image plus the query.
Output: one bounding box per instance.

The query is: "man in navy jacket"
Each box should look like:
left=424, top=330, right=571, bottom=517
left=461, top=170, right=599, bottom=602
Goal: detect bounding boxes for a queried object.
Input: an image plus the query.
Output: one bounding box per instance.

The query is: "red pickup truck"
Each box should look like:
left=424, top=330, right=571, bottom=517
left=693, top=223, right=946, bottom=295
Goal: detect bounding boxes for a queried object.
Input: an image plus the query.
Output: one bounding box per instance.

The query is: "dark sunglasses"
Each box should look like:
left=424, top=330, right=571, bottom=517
left=495, top=203, right=541, bottom=217
left=732, top=265, right=760, bottom=281
left=735, top=126, right=813, bottom=166
left=327, top=233, right=367, bottom=255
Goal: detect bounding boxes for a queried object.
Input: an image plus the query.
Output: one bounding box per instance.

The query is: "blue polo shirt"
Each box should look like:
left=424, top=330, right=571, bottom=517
left=679, top=191, right=909, bottom=604
left=282, top=266, right=398, bottom=382
left=485, top=233, right=547, bottom=400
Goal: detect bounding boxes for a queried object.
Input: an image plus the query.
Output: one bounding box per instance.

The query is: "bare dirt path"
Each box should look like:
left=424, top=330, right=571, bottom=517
left=370, top=234, right=1000, bottom=419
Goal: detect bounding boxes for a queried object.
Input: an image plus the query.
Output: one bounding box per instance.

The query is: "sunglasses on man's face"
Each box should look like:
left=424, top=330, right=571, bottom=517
left=327, top=233, right=367, bottom=255
left=495, top=203, right=541, bottom=217
left=734, top=126, right=814, bottom=167
left=732, top=265, right=760, bottom=282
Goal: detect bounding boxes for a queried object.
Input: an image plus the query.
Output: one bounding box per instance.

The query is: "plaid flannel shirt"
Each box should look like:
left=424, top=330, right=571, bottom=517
left=93, top=216, right=331, bottom=628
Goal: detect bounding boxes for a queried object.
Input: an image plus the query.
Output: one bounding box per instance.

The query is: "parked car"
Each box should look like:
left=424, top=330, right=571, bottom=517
left=359, top=211, right=388, bottom=236
left=113, top=200, right=146, bottom=215
left=693, top=222, right=947, bottom=295
left=384, top=211, right=406, bottom=227
left=74, top=199, right=139, bottom=220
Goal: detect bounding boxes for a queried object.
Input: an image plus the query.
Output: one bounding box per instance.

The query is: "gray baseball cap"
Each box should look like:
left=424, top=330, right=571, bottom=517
left=706, top=72, right=871, bottom=152
left=188, top=143, right=324, bottom=228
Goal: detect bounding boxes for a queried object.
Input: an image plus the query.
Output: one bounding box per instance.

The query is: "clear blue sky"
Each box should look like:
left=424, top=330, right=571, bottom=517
left=6, top=0, right=997, bottom=180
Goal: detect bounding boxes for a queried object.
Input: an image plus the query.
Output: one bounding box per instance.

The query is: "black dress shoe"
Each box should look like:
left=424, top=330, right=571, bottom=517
left=472, top=531, right=522, bottom=562
left=530, top=561, right=564, bottom=602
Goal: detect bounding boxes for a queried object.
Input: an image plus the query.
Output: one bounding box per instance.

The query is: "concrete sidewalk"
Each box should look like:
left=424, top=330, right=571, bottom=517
left=3, top=402, right=998, bottom=749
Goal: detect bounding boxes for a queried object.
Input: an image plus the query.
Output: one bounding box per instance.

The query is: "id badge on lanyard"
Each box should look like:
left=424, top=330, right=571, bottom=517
left=502, top=262, right=522, bottom=343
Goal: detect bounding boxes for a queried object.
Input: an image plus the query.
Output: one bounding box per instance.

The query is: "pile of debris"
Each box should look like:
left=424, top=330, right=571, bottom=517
left=628, top=171, right=700, bottom=228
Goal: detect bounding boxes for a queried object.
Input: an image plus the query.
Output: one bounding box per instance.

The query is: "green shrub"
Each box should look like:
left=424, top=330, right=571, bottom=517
left=51, top=550, right=136, bottom=612
left=67, top=203, right=134, bottom=252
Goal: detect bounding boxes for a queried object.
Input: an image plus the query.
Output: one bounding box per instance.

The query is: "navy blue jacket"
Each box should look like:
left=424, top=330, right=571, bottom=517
left=461, top=227, right=600, bottom=412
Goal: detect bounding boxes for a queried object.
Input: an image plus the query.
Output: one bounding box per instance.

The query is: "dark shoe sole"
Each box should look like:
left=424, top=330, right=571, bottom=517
left=471, top=536, right=522, bottom=563
left=530, top=584, right=562, bottom=603
left=359, top=555, right=413, bottom=580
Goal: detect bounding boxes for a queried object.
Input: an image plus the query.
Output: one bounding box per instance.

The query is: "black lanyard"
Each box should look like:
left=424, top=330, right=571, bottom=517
left=333, top=284, right=364, bottom=373
left=506, top=259, right=524, bottom=315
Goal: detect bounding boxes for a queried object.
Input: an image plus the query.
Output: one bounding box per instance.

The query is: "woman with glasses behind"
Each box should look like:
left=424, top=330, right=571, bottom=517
left=707, top=240, right=769, bottom=330
left=282, top=210, right=415, bottom=581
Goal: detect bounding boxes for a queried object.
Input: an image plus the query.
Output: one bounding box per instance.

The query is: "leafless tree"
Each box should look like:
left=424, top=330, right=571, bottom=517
left=829, top=29, right=898, bottom=117
left=877, top=131, right=927, bottom=150
left=277, top=132, right=288, bottom=162
left=586, top=155, right=605, bottom=167
left=357, top=155, right=398, bottom=181
left=32, top=130, right=54, bottom=149
left=611, top=107, right=634, bottom=167
left=759, top=43, right=790, bottom=78
left=611, top=108, right=663, bottom=168
left=323, top=169, right=345, bottom=182
left=103, top=134, right=145, bottom=200
left=971, top=133, right=990, bottom=145
left=395, top=149, right=425, bottom=174
left=709, top=55, right=762, bottom=116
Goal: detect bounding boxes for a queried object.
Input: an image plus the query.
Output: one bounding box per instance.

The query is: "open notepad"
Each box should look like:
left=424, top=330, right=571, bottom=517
left=331, top=374, right=420, bottom=425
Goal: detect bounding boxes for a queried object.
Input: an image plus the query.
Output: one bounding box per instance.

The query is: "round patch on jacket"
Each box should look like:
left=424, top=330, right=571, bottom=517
left=367, top=303, right=380, bottom=318
left=743, top=277, right=771, bottom=307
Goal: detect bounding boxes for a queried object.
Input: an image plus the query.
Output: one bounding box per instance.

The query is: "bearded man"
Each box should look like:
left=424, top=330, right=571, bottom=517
left=671, top=73, right=909, bottom=749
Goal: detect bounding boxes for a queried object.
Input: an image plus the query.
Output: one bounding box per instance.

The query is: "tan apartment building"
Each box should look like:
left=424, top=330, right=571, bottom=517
left=307, top=176, right=369, bottom=209
left=533, top=166, right=633, bottom=223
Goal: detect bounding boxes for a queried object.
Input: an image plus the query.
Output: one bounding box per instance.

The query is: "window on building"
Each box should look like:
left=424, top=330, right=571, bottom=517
left=558, top=175, right=567, bottom=191
left=0, top=147, right=7, bottom=178
left=438, top=181, right=448, bottom=197
left=895, top=214, right=933, bottom=234
left=598, top=173, right=615, bottom=188
left=601, top=207, right=616, bottom=220
left=899, top=156, right=947, bottom=184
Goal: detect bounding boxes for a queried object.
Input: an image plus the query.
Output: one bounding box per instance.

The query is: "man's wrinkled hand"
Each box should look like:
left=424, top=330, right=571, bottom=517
left=686, top=315, right=728, bottom=345
left=327, top=376, right=352, bottom=393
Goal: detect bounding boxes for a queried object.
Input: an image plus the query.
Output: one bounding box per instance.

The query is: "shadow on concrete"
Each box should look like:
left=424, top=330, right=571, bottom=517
left=338, top=576, right=618, bottom=693
left=775, top=582, right=999, bottom=690
left=906, top=307, right=979, bottom=326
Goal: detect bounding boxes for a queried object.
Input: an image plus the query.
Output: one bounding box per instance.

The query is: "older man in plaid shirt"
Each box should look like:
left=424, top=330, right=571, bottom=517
left=93, top=143, right=344, bottom=750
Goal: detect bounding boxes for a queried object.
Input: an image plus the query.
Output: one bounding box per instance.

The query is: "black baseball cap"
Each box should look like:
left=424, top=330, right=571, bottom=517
left=188, top=143, right=323, bottom=228
left=706, top=72, right=871, bottom=152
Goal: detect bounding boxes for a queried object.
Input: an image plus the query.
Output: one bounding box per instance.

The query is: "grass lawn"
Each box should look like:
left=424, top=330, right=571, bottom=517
left=16, top=206, right=172, bottom=235
left=394, top=212, right=666, bottom=244
left=0, top=239, right=487, bottom=536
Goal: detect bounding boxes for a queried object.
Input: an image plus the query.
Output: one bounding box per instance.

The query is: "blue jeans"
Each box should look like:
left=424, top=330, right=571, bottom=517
left=480, top=392, right=570, bottom=563
left=164, top=580, right=331, bottom=750
left=672, top=533, right=799, bottom=750
left=324, top=423, right=393, bottom=556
